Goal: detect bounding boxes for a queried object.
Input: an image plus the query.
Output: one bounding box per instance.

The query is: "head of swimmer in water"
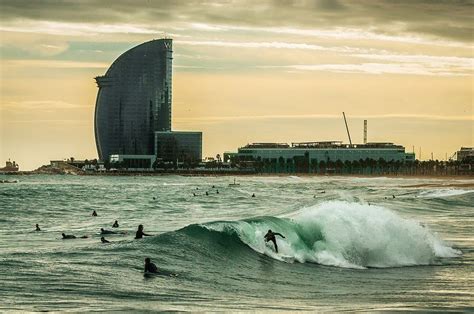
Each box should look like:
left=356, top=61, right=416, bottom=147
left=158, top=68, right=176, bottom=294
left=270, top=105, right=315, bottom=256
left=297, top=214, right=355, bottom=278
left=145, top=257, right=151, bottom=264
left=138, top=224, right=144, bottom=231
left=62, top=233, right=66, bottom=237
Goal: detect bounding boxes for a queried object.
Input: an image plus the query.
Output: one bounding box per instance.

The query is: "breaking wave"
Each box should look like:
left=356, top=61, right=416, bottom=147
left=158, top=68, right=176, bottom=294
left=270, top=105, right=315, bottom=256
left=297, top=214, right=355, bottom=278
left=178, top=201, right=460, bottom=269
left=418, top=189, right=473, bottom=198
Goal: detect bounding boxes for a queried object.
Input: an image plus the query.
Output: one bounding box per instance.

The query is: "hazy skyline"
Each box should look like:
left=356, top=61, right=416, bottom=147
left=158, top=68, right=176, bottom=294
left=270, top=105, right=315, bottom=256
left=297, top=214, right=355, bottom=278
left=1, top=0, right=473, bottom=170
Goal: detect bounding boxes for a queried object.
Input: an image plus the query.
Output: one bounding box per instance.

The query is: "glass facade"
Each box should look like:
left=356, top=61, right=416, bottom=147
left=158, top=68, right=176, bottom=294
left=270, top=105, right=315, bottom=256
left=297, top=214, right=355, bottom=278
left=94, top=39, right=173, bottom=160
left=154, top=131, right=202, bottom=162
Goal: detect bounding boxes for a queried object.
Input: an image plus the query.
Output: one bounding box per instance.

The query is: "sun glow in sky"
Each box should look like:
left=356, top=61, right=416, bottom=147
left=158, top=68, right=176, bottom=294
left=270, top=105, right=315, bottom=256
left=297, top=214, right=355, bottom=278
left=0, top=0, right=473, bottom=170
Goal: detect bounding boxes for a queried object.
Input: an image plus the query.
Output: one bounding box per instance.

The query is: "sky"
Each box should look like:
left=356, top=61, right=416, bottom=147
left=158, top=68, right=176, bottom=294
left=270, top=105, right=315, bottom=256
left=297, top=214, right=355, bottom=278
left=0, top=0, right=473, bottom=170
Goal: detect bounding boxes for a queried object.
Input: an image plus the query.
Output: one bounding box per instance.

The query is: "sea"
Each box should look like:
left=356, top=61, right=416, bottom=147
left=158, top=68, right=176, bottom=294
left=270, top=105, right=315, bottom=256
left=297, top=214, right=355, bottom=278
left=1, top=174, right=473, bottom=311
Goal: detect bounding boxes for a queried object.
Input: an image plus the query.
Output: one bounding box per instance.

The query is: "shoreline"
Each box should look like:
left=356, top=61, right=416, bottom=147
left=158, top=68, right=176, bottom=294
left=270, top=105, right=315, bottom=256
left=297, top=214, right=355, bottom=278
left=2, top=170, right=473, bottom=181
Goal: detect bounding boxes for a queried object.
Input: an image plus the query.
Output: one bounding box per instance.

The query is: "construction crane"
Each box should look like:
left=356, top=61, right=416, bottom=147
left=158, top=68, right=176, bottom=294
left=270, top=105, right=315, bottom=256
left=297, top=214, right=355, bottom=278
left=342, top=112, right=352, bottom=145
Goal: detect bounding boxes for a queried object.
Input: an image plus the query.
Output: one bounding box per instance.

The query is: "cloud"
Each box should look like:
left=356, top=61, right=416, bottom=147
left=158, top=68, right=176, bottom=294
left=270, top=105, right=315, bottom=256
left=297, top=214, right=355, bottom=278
left=2, top=100, right=82, bottom=110
left=0, top=0, right=472, bottom=42
left=175, top=113, right=474, bottom=124
left=0, top=20, right=161, bottom=36
left=259, top=61, right=471, bottom=76
left=2, top=59, right=108, bottom=68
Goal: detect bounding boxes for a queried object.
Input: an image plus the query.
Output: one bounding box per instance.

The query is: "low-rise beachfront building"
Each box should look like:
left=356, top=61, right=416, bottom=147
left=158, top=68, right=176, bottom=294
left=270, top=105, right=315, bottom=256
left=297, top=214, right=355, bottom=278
left=231, top=141, right=415, bottom=162
left=225, top=141, right=415, bottom=173
left=109, top=154, right=156, bottom=170
left=456, top=147, right=474, bottom=162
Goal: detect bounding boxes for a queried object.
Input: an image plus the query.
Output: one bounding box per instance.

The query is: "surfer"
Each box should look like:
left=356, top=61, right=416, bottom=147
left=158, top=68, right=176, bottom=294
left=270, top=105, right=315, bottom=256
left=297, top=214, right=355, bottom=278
left=62, top=233, right=76, bottom=239
left=62, top=233, right=87, bottom=239
left=35, top=224, right=41, bottom=231
left=101, top=236, right=110, bottom=243
left=135, top=224, right=152, bottom=239
left=112, top=220, right=119, bottom=228
left=92, top=210, right=97, bottom=216
left=100, top=228, right=117, bottom=235
left=144, top=257, right=159, bottom=273
left=252, top=193, right=255, bottom=197
left=264, top=230, right=285, bottom=253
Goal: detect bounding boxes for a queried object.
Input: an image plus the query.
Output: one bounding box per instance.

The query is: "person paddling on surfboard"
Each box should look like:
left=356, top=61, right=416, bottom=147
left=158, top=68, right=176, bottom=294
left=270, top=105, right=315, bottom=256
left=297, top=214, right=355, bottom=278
left=264, top=229, right=285, bottom=253
left=144, top=257, right=159, bottom=273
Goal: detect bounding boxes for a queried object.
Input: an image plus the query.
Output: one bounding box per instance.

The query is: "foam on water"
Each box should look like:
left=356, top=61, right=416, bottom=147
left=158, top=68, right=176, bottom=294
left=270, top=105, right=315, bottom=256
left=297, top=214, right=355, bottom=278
left=418, top=189, right=473, bottom=198
left=202, top=201, right=461, bottom=269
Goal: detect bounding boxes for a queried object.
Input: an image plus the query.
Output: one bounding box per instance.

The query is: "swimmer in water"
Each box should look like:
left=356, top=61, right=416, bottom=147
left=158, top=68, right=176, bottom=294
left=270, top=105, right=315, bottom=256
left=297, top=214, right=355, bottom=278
left=92, top=210, right=97, bottom=216
left=135, top=224, right=152, bottom=239
left=252, top=193, right=255, bottom=197
left=112, top=220, right=119, bottom=228
left=101, top=236, right=110, bottom=243
left=205, top=191, right=209, bottom=196
left=264, top=229, right=285, bottom=253
left=144, top=257, right=159, bottom=273
left=62, top=233, right=76, bottom=239
left=62, top=233, right=88, bottom=239
left=100, top=228, right=117, bottom=235
left=216, top=190, right=219, bottom=194
left=35, top=224, right=41, bottom=231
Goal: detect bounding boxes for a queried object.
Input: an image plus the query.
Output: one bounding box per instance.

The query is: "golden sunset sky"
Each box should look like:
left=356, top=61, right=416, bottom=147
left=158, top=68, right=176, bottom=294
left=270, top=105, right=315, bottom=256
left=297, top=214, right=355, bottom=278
left=0, top=0, right=473, bottom=170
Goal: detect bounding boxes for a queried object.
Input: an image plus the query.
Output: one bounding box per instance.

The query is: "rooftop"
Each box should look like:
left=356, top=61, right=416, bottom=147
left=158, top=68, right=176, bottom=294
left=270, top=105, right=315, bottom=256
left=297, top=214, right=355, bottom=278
left=241, top=141, right=404, bottom=149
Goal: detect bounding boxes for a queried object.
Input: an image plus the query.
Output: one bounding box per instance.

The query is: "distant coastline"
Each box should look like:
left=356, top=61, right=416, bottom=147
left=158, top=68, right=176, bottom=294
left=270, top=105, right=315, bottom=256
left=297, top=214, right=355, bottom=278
left=2, top=170, right=473, bottom=181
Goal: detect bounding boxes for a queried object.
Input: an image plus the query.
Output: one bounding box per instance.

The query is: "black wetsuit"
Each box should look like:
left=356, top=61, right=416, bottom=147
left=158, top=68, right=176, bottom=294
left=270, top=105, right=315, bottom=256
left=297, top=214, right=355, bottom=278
left=101, top=229, right=117, bottom=235
left=62, top=234, right=76, bottom=239
left=112, top=222, right=119, bottom=228
left=145, top=262, right=158, bottom=273
left=135, top=230, right=150, bottom=239
left=264, top=231, right=285, bottom=253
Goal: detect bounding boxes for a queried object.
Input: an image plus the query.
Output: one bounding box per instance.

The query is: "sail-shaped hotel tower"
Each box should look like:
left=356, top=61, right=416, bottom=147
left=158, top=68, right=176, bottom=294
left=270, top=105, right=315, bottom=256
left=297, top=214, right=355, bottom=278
left=94, top=39, right=173, bottom=161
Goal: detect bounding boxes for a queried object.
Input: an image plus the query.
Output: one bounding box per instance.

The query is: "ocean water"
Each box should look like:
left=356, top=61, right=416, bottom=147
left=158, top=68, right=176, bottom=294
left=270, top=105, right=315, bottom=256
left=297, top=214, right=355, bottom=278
left=0, top=175, right=473, bottom=311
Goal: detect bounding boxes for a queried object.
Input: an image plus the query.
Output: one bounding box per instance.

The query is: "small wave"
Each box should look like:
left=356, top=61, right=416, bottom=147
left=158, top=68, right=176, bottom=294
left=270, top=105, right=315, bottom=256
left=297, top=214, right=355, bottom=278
left=182, top=201, right=460, bottom=269
left=418, top=189, right=473, bottom=198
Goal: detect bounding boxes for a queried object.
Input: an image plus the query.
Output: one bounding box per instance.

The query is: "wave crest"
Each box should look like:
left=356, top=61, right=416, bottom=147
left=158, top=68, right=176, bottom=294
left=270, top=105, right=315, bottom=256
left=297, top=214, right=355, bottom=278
left=189, top=201, right=460, bottom=269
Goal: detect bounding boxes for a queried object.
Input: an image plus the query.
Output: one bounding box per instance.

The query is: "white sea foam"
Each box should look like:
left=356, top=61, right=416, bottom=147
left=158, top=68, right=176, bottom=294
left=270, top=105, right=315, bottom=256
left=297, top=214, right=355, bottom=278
left=419, top=189, right=472, bottom=198
left=205, top=200, right=461, bottom=268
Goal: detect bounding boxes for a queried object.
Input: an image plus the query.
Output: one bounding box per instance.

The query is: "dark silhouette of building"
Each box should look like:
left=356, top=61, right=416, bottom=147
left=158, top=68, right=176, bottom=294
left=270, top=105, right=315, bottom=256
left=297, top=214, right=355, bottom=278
left=94, top=39, right=173, bottom=161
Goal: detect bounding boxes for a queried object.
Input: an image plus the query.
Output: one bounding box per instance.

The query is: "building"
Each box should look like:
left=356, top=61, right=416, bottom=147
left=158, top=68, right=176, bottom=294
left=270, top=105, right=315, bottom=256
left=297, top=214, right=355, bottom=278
left=227, top=141, right=415, bottom=164
left=0, top=160, right=19, bottom=172
left=109, top=154, right=156, bottom=170
left=94, top=39, right=173, bottom=161
left=155, top=131, right=202, bottom=162
left=456, top=147, right=473, bottom=162
left=94, top=38, right=203, bottom=169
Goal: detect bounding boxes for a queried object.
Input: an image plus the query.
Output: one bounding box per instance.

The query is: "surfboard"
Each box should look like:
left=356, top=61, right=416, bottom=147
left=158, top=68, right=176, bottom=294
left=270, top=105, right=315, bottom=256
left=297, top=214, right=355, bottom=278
left=280, top=255, right=295, bottom=263
left=144, top=271, right=178, bottom=277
